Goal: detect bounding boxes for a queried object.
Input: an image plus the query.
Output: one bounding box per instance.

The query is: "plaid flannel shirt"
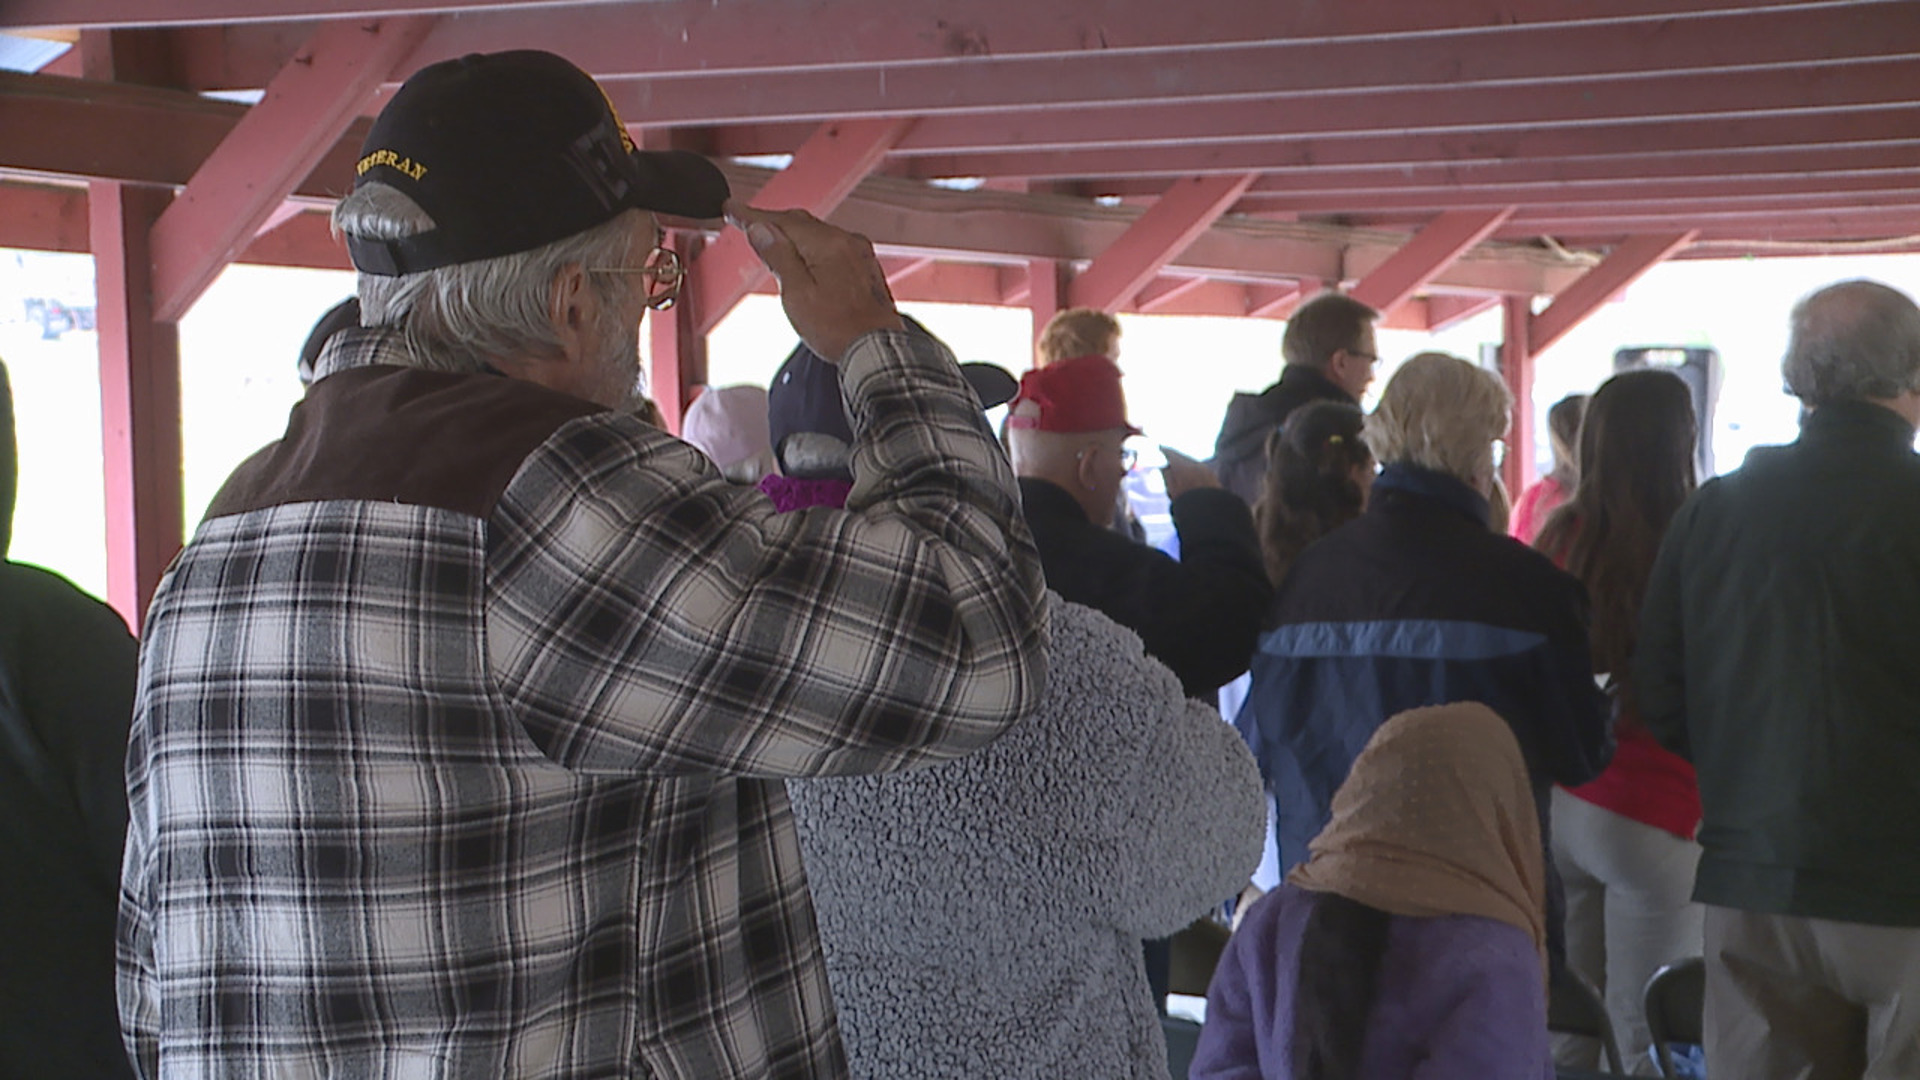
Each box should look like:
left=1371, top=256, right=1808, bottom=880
left=119, top=326, right=1047, bottom=1079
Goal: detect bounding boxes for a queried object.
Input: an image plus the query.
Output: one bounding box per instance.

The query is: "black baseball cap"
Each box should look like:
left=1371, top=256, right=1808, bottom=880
left=346, top=50, right=730, bottom=277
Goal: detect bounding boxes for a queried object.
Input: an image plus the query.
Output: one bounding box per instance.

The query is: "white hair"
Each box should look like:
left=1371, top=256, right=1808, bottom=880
left=1365, top=352, right=1513, bottom=486
left=1782, top=279, right=1920, bottom=406
left=331, top=184, right=644, bottom=373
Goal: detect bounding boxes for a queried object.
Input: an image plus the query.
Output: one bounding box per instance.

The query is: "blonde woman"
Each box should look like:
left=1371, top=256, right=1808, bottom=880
left=1236, top=353, right=1611, bottom=969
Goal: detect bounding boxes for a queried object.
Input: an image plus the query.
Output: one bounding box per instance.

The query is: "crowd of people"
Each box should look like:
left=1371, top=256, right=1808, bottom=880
left=4, top=46, right=1919, bottom=1080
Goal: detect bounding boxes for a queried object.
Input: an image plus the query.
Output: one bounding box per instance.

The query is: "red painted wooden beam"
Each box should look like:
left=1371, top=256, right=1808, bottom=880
left=889, top=262, right=1010, bottom=308
left=1501, top=295, right=1535, bottom=501
left=1505, top=200, right=1920, bottom=232
left=239, top=209, right=351, bottom=269
left=1348, top=208, right=1515, bottom=317
left=0, top=182, right=89, bottom=253
left=91, top=181, right=182, bottom=629
left=1426, top=295, right=1502, bottom=332
left=1090, top=144, right=1920, bottom=200
left=1248, top=284, right=1305, bottom=320
left=5, top=0, right=582, bottom=28
left=687, top=117, right=911, bottom=337
left=1530, top=232, right=1697, bottom=357
left=1025, top=259, right=1068, bottom=349
left=15, top=0, right=1815, bottom=48
left=592, top=4, right=1915, bottom=127
left=1068, top=173, right=1257, bottom=313
left=148, top=17, right=433, bottom=323
left=881, top=255, right=937, bottom=287
left=253, top=200, right=306, bottom=237
left=81, top=28, right=185, bottom=630
left=907, top=108, right=1920, bottom=182
left=1131, top=275, right=1211, bottom=314
left=881, top=58, right=1918, bottom=158
left=0, top=69, right=370, bottom=200
left=1238, top=167, right=1920, bottom=216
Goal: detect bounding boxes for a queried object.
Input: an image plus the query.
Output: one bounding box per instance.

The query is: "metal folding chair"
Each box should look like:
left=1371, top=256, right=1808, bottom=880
left=1643, top=957, right=1706, bottom=1078
left=1549, top=965, right=1628, bottom=1076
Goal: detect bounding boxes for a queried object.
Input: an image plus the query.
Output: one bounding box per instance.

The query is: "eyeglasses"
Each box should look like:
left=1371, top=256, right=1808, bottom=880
left=1345, top=348, right=1379, bottom=363
left=585, top=245, right=684, bottom=311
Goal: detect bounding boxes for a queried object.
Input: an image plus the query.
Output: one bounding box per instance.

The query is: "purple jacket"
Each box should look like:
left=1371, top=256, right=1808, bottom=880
left=1191, top=885, right=1552, bottom=1080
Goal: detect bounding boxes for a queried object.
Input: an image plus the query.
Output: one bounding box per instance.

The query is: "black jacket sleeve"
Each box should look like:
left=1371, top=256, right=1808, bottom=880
left=1135, top=488, right=1272, bottom=698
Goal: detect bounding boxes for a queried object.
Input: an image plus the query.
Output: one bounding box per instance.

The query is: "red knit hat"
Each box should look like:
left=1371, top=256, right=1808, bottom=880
left=1006, top=354, right=1143, bottom=435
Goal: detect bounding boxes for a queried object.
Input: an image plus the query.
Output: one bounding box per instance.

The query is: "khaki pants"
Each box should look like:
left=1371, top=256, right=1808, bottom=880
left=1705, top=906, right=1920, bottom=1080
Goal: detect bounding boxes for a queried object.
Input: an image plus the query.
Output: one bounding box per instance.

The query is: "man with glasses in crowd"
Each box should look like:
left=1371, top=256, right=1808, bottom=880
left=118, top=50, right=1047, bottom=1079
left=1211, top=291, right=1381, bottom=504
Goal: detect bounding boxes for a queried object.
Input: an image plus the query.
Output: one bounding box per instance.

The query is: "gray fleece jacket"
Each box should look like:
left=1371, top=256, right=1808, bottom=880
left=788, top=596, right=1266, bottom=1080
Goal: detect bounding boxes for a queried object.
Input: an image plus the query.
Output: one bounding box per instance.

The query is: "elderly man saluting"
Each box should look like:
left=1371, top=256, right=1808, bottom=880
left=117, top=51, right=1047, bottom=1079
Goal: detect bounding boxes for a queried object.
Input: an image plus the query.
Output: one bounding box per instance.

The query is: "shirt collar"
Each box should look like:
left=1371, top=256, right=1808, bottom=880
left=1801, top=398, right=1918, bottom=450
left=307, top=326, right=412, bottom=384
left=307, top=326, right=512, bottom=386
left=1373, top=462, right=1490, bottom=527
left=1017, top=476, right=1091, bottom=524
left=1276, top=362, right=1357, bottom=405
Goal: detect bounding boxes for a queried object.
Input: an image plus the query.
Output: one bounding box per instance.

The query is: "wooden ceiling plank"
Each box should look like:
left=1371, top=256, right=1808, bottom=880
left=1085, top=144, right=1920, bottom=197
left=1236, top=168, right=1920, bottom=213
left=905, top=108, right=1920, bottom=181
left=4, top=0, right=589, bottom=31
left=881, top=58, right=1919, bottom=157
left=130, top=0, right=1858, bottom=90
left=590, top=4, right=1918, bottom=127
left=12, top=0, right=1835, bottom=39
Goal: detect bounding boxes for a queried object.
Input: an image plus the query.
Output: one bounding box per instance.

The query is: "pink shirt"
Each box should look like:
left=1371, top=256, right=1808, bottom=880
left=1509, top=475, right=1570, bottom=544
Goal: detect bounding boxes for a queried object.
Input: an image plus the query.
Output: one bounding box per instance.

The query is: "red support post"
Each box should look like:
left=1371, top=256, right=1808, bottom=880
left=649, top=234, right=706, bottom=434
left=1026, top=258, right=1067, bottom=354
left=91, top=181, right=182, bottom=630
left=1067, top=173, right=1257, bottom=312
left=688, top=117, right=911, bottom=336
left=1500, top=295, right=1535, bottom=502
left=1347, top=208, right=1515, bottom=317
left=82, top=29, right=181, bottom=630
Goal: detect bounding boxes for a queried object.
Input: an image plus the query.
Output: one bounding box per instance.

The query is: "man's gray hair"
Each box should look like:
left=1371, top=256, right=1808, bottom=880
left=1365, top=352, right=1512, bottom=486
left=1782, top=280, right=1920, bottom=407
left=332, top=183, right=644, bottom=373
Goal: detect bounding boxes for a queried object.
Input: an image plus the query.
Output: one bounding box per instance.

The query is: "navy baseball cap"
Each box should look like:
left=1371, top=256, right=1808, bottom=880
left=346, top=50, right=730, bottom=276
left=769, top=320, right=1019, bottom=474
